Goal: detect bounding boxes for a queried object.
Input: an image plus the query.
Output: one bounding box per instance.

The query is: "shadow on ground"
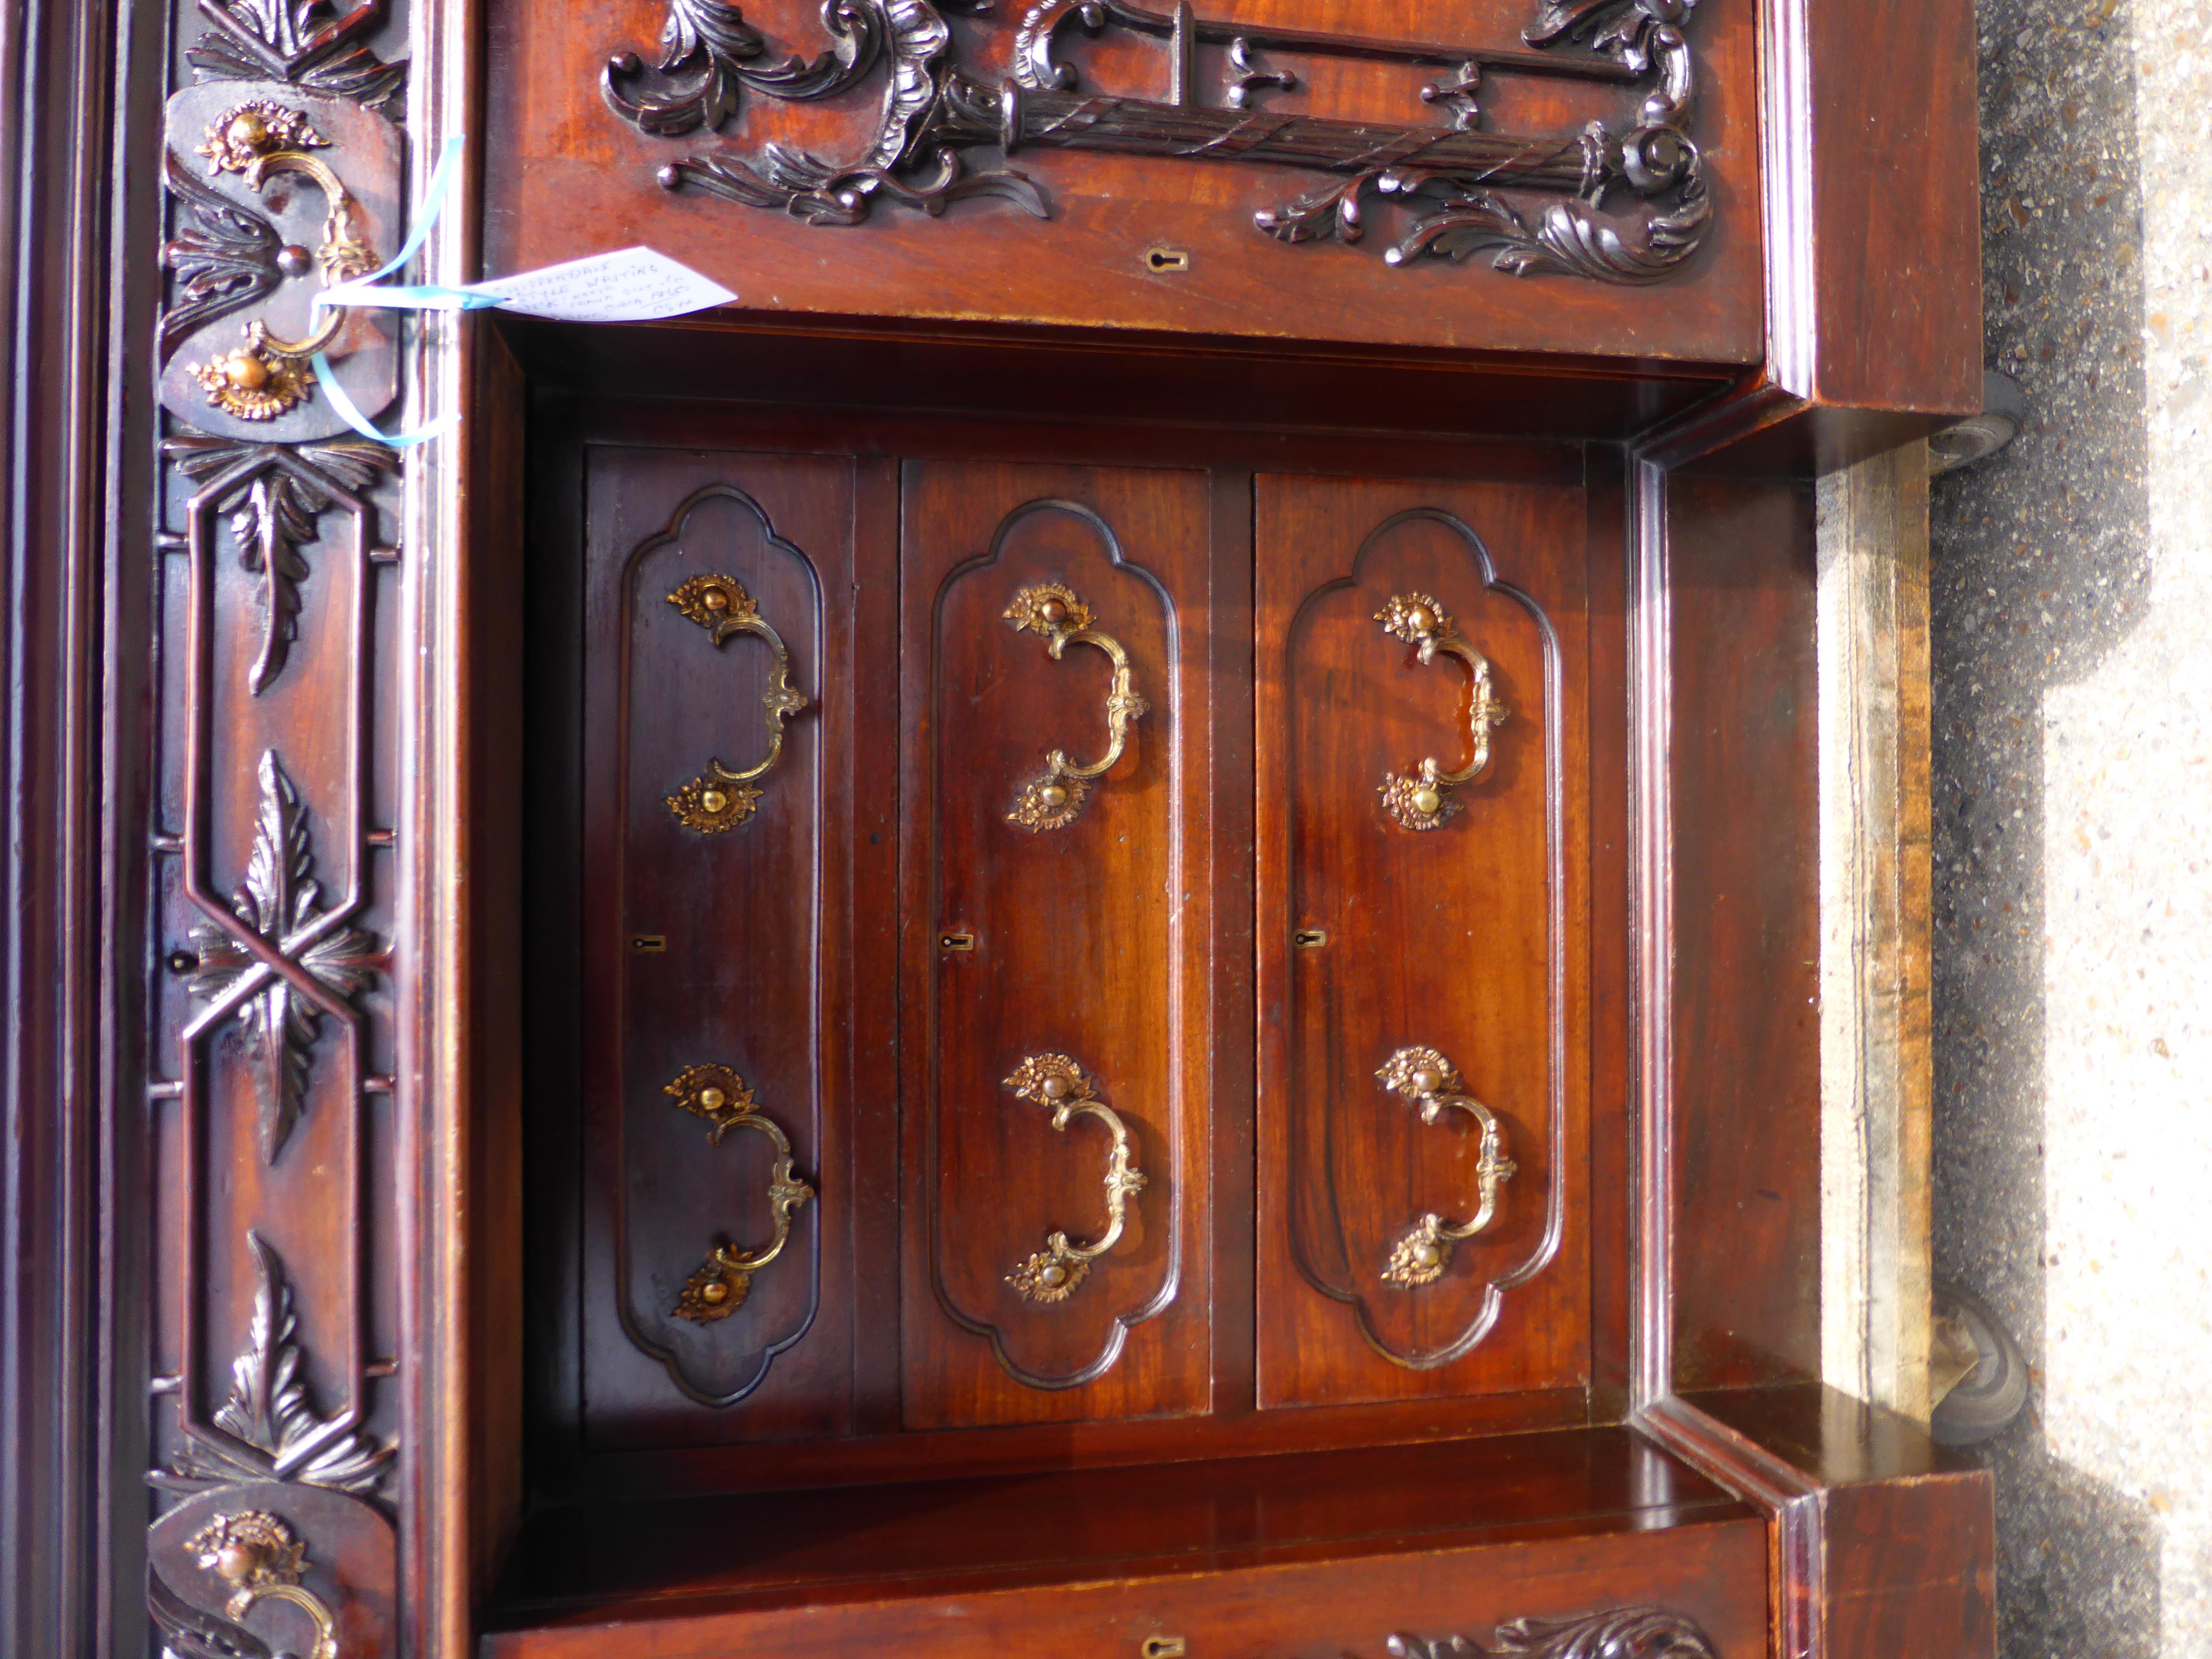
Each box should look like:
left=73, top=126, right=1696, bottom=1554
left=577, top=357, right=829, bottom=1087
left=1929, top=0, right=2163, bottom=1648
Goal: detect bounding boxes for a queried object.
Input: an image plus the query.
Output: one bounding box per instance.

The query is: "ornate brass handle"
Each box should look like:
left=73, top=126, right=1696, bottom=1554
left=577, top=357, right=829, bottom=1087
left=188, top=1510, right=339, bottom=1659
left=184, top=103, right=382, bottom=420
left=1002, top=1054, right=1147, bottom=1302
left=665, top=1064, right=816, bottom=1320
left=1003, top=583, right=1149, bottom=830
left=1373, top=592, right=1509, bottom=831
left=230, top=1584, right=340, bottom=1659
left=664, top=574, right=812, bottom=833
left=1375, top=1045, right=1517, bottom=1287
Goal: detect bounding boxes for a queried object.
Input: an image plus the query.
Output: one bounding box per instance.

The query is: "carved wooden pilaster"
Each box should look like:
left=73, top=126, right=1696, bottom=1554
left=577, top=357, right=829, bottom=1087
left=144, top=2, right=414, bottom=1651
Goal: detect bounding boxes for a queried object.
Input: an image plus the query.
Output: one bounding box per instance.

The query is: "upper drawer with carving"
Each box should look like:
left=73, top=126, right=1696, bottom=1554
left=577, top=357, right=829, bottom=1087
left=483, top=0, right=1762, bottom=363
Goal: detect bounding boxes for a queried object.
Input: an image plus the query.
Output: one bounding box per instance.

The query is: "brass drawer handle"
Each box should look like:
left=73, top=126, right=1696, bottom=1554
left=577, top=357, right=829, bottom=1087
left=228, top=1583, right=339, bottom=1659
left=665, top=1064, right=815, bottom=1320
left=1373, top=592, right=1508, bottom=831
left=1376, top=1045, right=1516, bottom=1287
left=183, top=108, right=381, bottom=418
left=187, top=1509, right=339, bottom=1659
left=665, top=573, right=811, bottom=833
left=1003, top=583, right=1148, bottom=830
left=1003, top=1054, right=1146, bottom=1302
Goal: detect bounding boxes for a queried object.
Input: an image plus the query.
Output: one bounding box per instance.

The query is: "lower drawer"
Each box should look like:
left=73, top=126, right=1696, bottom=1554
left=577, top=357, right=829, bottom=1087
left=482, top=1514, right=1769, bottom=1659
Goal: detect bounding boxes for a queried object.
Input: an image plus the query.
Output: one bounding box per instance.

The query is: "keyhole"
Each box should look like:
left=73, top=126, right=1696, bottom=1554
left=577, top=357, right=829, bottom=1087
left=1144, top=247, right=1191, bottom=273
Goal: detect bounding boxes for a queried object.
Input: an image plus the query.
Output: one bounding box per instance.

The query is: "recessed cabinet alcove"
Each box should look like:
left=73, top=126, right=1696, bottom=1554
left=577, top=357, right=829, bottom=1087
left=531, top=427, right=1602, bottom=1472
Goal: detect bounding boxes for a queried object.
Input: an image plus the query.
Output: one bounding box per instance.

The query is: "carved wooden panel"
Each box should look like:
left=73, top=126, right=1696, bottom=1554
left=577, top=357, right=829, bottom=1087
left=575, top=447, right=880, bottom=1446
left=481, top=0, right=1762, bottom=365
left=140, top=4, right=416, bottom=1652
left=1255, top=475, right=1590, bottom=1407
left=898, top=461, right=1214, bottom=1427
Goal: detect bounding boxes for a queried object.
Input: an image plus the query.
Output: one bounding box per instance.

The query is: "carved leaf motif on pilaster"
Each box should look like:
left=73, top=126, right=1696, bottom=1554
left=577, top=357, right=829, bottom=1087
left=160, top=153, right=284, bottom=363
left=187, top=0, right=408, bottom=111
left=151, top=1232, right=393, bottom=1497
left=164, top=433, right=398, bottom=694
left=183, top=751, right=382, bottom=1164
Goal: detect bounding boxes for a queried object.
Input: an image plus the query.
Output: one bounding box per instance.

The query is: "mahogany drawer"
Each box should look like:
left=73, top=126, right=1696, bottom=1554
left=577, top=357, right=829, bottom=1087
left=483, top=1510, right=1767, bottom=1659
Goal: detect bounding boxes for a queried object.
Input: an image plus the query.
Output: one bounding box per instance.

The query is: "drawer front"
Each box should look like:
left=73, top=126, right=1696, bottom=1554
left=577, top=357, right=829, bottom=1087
left=897, top=460, right=1217, bottom=1428
left=1254, top=473, right=1592, bottom=1408
left=484, top=1516, right=1770, bottom=1659
left=574, top=445, right=887, bottom=1449
left=483, top=0, right=1762, bottom=366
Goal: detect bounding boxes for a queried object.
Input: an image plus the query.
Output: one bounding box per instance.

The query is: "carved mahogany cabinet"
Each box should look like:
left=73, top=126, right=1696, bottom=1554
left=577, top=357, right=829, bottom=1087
left=0, top=0, right=1994, bottom=1653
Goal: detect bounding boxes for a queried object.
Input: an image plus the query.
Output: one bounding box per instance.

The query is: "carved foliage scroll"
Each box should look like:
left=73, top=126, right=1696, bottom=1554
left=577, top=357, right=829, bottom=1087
left=1385, top=1607, right=1720, bottom=1659
left=600, top=0, right=1708, bottom=284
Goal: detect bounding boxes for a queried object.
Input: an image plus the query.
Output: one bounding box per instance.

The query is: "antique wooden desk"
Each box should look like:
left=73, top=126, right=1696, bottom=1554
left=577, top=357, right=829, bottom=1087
left=3, top=0, right=1993, bottom=1651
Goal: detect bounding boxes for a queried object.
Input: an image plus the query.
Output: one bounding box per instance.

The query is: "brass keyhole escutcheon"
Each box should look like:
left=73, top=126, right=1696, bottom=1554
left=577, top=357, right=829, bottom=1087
left=1141, top=1638, right=1189, bottom=1658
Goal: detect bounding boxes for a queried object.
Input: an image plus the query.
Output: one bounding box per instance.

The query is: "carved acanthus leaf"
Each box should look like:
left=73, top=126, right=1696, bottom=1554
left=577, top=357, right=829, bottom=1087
left=164, top=432, right=397, bottom=694
left=153, top=1232, right=394, bottom=1497
left=662, top=144, right=1047, bottom=225
left=183, top=752, right=381, bottom=1164
left=603, top=0, right=889, bottom=136
left=160, top=152, right=283, bottom=363
left=1381, top=156, right=1711, bottom=285
left=188, top=0, right=408, bottom=111
left=1386, top=1607, right=1720, bottom=1659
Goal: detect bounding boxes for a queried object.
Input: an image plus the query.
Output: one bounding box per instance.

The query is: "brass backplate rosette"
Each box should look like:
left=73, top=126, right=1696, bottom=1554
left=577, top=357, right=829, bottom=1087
left=675, top=1251, right=754, bottom=1322
left=666, top=773, right=763, bottom=832
left=1008, top=769, right=1091, bottom=830
left=1006, top=1246, right=1091, bottom=1303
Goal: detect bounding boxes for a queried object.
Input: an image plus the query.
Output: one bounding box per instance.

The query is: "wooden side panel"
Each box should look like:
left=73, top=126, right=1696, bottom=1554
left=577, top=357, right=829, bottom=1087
left=577, top=447, right=874, bottom=1445
left=1825, top=1472, right=1996, bottom=1659
left=1781, top=0, right=1982, bottom=412
left=1668, top=474, right=1822, bottom=1389
left=1255, top=475, right=1590, bottom=1408
left=900, top=461, right=1214, bottom=1427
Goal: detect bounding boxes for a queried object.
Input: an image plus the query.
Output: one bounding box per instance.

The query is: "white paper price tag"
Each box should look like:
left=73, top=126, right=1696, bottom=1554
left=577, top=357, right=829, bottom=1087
left=470, top=248, right=737, bottom=321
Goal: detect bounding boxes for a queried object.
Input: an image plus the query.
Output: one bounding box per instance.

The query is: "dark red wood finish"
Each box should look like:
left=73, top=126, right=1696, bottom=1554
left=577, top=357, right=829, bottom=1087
left=483, top=0, right=1765, bottom=369
left=1664, top=473, right=1821, bottom=1391
left=1254, top=475, right=1592, bottom=1408
left=576, top=447, right=884, bottom=1444
left=483, top=1429, right=1767, bottom=1658
left=9, top=0, right=1996, bottom=1643
left=898, top=460, right=1218, bottom=1426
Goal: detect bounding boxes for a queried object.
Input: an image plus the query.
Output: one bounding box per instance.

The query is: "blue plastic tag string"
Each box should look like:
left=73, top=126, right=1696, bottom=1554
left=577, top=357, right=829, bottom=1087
left=307, top=133, right=472, bottom=448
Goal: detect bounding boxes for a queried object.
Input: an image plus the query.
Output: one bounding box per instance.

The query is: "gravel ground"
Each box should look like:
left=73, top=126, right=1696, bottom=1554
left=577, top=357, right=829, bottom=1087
left=1928, top=0, right=2170, bottom=1648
